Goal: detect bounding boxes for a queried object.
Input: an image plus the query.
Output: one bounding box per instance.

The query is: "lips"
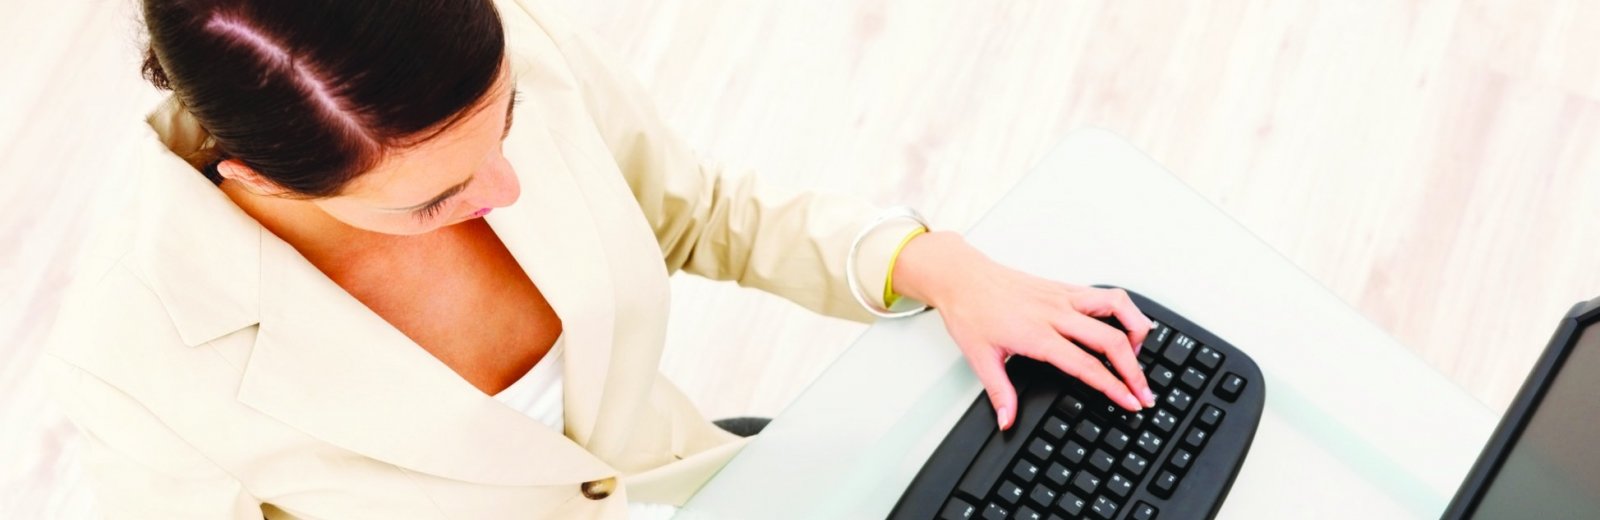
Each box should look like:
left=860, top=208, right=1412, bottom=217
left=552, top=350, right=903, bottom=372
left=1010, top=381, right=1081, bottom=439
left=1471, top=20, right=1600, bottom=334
left=470, top=207, right=492, bottom=218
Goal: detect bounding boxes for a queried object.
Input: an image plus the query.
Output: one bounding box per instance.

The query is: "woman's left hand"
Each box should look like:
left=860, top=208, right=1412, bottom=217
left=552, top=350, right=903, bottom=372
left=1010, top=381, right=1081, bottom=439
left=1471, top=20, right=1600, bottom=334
left=889, top=231, right=1159, bottom=431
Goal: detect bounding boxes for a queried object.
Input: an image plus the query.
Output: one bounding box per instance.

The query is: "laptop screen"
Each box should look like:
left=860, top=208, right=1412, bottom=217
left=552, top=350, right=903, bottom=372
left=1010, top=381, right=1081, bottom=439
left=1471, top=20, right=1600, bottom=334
left=1473, top=318, right=1600, bottom=516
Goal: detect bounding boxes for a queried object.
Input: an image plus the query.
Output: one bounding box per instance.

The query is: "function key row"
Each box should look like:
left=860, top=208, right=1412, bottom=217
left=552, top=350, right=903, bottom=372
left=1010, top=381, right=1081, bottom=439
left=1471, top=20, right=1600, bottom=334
left=1140, top=321, right=1225, bottom=377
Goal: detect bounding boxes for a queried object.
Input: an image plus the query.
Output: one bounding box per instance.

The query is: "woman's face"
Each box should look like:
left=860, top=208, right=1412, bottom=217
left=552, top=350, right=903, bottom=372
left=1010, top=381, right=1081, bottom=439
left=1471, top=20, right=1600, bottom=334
left=308, top=69, right=523, bottom=236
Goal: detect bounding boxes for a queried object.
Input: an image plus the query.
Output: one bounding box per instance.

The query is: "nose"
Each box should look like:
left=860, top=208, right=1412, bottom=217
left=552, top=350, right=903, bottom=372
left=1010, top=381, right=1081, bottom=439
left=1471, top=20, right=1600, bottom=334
left=464, top=157, right=522, bottom=211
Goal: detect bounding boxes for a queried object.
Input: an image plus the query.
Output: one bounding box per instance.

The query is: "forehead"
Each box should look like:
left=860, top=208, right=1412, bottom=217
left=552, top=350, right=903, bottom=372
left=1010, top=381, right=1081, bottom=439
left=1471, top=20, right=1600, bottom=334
left=337, top=67, right=515, bottom=206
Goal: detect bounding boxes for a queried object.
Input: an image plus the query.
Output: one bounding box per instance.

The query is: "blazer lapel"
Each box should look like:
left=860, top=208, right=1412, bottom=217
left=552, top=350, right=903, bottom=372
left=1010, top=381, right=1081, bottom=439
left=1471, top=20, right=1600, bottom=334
left=495, top=15, right=679, bottom=466
left=488, top=94, right=676, bottom=464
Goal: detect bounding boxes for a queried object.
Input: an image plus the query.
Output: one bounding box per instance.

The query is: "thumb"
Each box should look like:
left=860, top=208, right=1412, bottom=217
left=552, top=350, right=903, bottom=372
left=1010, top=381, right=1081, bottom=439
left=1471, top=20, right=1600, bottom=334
left=969, top=349, right=1019, bottom=431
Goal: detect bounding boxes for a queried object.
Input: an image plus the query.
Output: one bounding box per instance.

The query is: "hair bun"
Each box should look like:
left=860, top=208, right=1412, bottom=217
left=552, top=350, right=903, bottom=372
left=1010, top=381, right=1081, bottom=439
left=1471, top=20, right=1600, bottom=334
left=141, top=45, right=173, bottom=91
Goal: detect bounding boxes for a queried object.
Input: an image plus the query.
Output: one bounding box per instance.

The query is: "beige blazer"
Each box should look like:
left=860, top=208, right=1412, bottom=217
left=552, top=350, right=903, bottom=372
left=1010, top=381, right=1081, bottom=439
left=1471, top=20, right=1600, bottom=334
left=43, top=0, right=924, bottom=517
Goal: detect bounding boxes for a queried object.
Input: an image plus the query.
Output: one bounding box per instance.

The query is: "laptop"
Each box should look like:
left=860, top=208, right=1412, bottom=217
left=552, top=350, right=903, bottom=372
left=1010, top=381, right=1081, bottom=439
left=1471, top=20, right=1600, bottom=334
left=1442, top=295, right=1600, bottom=518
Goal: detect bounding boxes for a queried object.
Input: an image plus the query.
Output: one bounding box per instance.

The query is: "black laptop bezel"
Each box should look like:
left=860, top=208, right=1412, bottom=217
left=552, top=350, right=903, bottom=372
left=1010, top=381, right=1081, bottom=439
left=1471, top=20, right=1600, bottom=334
left=1441, top=296, right=1600, bottom=519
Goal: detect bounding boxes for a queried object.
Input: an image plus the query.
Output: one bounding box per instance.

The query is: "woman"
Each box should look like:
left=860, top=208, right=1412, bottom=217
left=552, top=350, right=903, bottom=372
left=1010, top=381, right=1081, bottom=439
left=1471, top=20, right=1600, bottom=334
left=44, top=0, right=1158, bottom=517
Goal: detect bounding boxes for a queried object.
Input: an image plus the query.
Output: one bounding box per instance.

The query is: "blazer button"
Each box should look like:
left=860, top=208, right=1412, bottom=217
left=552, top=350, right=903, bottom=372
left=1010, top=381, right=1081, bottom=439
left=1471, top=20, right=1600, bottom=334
left=581, top=477, right=616, bottom=500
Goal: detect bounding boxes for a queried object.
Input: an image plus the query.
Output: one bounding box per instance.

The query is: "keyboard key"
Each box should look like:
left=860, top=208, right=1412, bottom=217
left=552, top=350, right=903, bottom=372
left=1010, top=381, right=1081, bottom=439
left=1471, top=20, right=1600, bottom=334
left=1089, top=449, right=1115, bottom=474
left=1026, top=438, right=1055, bottom=461
left=1044, top=462, right=1071, bottom=487
left=1136, top=431, right=1164, bottom=456
left=1217, top=373, right=1246, bottom=402
left=1027, top=484, right=1057, bottom=507
left=997, top=480, right=1024, bottom=504
left=1062, top=441, right=1088, bottom=464
left=982, top=502, right=1008, bottom=520
left=1011, top=459, right=1039, bottom=483
left=1057, top=494, right=1086, bottom=517
left=1163, top=388, right=1193, bottom=413
left=940, top=497, right=976, bottom=520
left=1121, top=452, right=1150, bottom=477
left=1055, top=394, right=1086, bottom=418
left=1143, top=321, right=1172, bottom=354
left=1148, top=367, right=1175, bottom=389
left=1117, top=411, right=1145, bottom=431
left=1071, top=471, right=1101, bottom=496
left=1194, top=346, right=1223, bottom=373
left=1179, top=367, right=1208, bottom=392
left=1151, top=409, right=1178, bottom=434
left=1074, top=422, right=1103, bottom=443
left=1090, top=496, right=1119, bottom=519
left=1105, top=429, right=1131, bottom=452
left=1150, top=470, right=1179, bottom=498
left=1196, top=405, right=1224, bottom=430
left=1106, top=474, right=1134, bottom=498
left=1041, top=417, right=1070, bottom=440
left=1168, top=449, right=1193, bottom=473
left=1130, top=501, right=1159, bottom=520
left=1183, top=428, right=1208, bottom=450
left=1014, top=505, right=1041, bottom=520
left=1162, top=333, right=1196, bottom=367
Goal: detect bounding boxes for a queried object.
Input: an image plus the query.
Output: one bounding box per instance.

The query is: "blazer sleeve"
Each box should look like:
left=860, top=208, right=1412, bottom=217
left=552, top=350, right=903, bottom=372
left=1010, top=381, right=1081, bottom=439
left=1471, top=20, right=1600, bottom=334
left=546, top=12, right=926, bottom=323
left=44, top=356, right=263, bottom=520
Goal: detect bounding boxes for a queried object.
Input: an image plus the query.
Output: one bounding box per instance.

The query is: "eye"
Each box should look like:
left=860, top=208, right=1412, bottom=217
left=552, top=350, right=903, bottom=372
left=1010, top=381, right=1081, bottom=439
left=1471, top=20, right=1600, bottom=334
left=414, top=199, right=449, bottom=221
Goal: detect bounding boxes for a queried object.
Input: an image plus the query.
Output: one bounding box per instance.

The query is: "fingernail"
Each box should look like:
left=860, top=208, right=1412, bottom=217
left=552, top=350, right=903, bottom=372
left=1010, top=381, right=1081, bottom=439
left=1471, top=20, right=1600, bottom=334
left=1122, top=392, right=1143, bottom=411
left=1140, top=388, right=1157, bottom=407
left=996, top=406, right=1012, bottom=430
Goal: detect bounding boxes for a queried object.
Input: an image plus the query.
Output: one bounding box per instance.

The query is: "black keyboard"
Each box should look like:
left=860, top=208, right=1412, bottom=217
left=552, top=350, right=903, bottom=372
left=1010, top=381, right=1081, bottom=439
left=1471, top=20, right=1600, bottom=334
left=890, top=289, right=1264, bottom=520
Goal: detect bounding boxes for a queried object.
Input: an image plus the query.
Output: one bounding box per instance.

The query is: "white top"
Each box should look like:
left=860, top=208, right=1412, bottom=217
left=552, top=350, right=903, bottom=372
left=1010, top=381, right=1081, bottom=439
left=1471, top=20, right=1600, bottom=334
left=491, top=334, right=569, bottom=433
left=491, top=333, right=678, bottom=519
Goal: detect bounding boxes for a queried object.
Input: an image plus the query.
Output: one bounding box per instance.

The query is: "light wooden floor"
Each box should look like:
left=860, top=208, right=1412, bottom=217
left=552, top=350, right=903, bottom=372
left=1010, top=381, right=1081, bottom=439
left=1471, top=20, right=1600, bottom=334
left=5, top=0, right=1599, bottom=516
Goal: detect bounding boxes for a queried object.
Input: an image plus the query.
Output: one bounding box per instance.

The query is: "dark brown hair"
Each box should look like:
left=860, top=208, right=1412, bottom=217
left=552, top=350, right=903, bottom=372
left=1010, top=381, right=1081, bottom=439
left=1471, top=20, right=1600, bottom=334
left=140, top=0, right=506, bottom=197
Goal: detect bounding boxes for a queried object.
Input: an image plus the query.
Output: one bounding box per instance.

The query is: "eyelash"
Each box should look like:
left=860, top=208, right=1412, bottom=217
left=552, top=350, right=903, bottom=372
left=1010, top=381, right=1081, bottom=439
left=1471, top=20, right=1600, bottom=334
left=415, top=199, right=449, bottom=221
left=506, top=89, right=522, bottom=134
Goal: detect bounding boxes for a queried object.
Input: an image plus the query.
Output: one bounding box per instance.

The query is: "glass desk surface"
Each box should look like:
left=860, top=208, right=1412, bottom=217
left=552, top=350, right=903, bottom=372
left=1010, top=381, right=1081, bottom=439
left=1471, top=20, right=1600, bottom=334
left=677, top=129, right=1495, bottom=519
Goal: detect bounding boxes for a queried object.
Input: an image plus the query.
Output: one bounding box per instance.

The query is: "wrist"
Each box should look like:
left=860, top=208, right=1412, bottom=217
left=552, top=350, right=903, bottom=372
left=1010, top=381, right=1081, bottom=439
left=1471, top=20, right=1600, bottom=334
left=890, top=230, right=982, bottom=308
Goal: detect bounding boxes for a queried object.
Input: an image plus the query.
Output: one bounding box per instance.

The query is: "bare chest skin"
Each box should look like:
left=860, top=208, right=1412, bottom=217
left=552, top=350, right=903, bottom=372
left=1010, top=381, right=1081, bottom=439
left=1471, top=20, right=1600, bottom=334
left=320, top=219, right=562, bottom=396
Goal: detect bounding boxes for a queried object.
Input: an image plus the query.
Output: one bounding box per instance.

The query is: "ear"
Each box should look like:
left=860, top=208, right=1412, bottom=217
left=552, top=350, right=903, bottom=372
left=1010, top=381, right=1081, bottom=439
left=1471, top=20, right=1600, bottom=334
left=216, top=159, right=285, bottom=195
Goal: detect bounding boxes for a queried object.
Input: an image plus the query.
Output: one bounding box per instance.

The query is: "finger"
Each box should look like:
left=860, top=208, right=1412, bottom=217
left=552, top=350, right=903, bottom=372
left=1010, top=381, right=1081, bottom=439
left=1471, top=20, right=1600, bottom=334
left=966, top=347, right=1019, bottom=431
left=1071, top=288, right=1154, bottom=352
left=1055, top=313, right=1155, bottom=408
left=1029, top=335, right=1143, bottom=411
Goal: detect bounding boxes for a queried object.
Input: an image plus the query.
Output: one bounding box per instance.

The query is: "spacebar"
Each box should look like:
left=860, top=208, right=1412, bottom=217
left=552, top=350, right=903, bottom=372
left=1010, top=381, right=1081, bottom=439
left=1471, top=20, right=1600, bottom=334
left=953, top=428, right=1017, bottom=499
left=953, top=376, right=1055, bottom=499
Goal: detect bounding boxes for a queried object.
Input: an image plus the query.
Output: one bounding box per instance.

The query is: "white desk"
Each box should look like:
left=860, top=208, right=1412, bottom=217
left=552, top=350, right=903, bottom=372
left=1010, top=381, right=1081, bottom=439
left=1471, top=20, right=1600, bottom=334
left=678, top=130, right=1496, bottom=519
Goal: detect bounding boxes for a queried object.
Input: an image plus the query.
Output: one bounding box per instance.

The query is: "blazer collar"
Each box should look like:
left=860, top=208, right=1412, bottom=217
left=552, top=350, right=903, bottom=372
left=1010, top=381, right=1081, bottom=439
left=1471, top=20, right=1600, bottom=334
left=131, top=99, right=261, bottom=347
left=130, top=60, right=671, bottom=484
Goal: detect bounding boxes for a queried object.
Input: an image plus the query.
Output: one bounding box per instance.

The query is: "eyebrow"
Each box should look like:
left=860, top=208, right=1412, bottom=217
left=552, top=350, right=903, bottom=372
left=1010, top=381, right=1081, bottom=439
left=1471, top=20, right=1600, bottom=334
left=378, top=85, right=519, bottom=212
